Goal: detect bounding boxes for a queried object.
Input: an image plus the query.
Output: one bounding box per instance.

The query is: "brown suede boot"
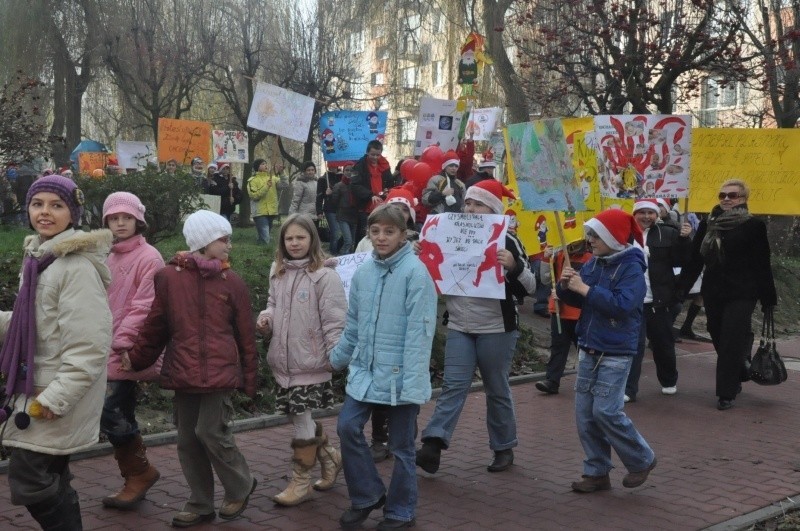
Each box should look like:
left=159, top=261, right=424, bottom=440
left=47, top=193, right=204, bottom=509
left=273, top=437, right=322, bottom=506
left=312, top=422, right=342, bottom=491
left=103, top=434, right=161, bottom=509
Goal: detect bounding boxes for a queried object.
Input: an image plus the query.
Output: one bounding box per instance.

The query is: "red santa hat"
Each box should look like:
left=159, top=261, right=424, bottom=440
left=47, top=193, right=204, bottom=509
left=656, top=198, right=670, bottom=211
left=465, top=179, right=516, bottom=214
left=386, top=186, right=418, bottom=221
left=441, top=150, right=460, bottom=169
left=633, top=198, right=660, bottom=213
left=584, top=208, right=643, bottom=252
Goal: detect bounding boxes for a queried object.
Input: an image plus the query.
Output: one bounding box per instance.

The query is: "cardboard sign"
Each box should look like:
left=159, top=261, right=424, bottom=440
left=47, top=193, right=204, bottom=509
left=78, top=152, right=107, bottom=174
left=413, top=97, right=464, bottom=156
left=419, top=213, right=508, bottom=299
left=157, top=117, right=212, bottom=164
left=212, top=130, right=249, bottom=163
left=117, top=141, right=156, bottom=169
left=247, top=82, right=315, bottom=143
left=334, top=252, right=372, bottom=301
left=319, top=111, right=387, bottom=162
left=465, top=107, right=501, bottom=141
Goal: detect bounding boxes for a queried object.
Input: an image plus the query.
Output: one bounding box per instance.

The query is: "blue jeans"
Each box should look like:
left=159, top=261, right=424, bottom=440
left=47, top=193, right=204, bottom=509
left=421, top=330, right=519, bottom=451
left=253, top=215, right=276, bottom=244
left=325, top=211, right=340, bottom=254
left=338, top=220, right=354, bottom=255
left=337, top=396, right=419, bottom=522
left=575, top=351, right=654, bottom=476
left=100, top=380, right=139, bottom=447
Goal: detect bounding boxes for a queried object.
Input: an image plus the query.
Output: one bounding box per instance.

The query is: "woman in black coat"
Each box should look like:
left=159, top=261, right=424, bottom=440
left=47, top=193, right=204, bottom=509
left=681, top=179, right=777, bottom=411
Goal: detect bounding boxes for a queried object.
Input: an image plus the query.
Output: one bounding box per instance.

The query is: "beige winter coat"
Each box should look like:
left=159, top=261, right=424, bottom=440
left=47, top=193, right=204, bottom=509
left=0, top=229, right=113, bottom=455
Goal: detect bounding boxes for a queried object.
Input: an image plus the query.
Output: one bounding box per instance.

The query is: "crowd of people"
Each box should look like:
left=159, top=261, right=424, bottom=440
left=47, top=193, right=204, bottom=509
left=0, top=141, right=778, bottom=530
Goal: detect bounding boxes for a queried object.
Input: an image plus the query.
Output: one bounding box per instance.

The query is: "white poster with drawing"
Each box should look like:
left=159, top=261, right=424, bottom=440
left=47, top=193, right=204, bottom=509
left=418, top=213, right=507, bottom=299
left=465, top=107, right=502, bottom=141
left=413, top=97, right=464, bottom=156
left=246, top=82, right=315, bottom=143
left=117, top=141, right=156, bottom=169
left=334, top=252, right=372, bottom=301
left=212, top=130, right=249, bottom=163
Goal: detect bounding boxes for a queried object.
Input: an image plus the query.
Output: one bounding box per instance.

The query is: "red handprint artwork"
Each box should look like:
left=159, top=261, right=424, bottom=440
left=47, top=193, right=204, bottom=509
left=473, top=219, right=507, bottom=287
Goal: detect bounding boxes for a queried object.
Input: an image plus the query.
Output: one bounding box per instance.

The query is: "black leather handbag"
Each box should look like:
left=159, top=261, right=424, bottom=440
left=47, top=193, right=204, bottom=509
left=749, top=308, right=788, bottom=386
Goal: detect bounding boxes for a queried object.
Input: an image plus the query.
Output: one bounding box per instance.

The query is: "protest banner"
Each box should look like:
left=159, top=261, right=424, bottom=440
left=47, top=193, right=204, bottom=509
left=413, top=97, right=464, bottom=156
left=78, top=152, right=107, bottom=174
left=333, top=252, right=372, bottom=301
left=690, top=128, right=800, bottom=215
left=464, top=106, right=501, bottom=141
left=418, top=213, right=508, bottom=299
left=319, top=111, right=388, bottom=163
left=212, top=130, right=249, bottom=163
left=157, top=118, right=212, bottom=164
left=117, top=141, right=156, bottom=170
left=594, top=114, right=691, bottom=199
left=247, top=81, right=315, bottom=143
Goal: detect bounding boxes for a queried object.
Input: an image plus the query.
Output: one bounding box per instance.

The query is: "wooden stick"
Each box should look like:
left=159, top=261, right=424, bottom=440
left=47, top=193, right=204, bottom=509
left=549, top=254, right=562, bottom=334
left=553, top=211, right=572, bottom=268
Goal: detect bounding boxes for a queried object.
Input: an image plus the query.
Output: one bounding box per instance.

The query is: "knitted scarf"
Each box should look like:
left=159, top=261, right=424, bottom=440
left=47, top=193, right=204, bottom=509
left=0, top=253, right=57, bottom=398
left=699, top=204, right=752, bottom=265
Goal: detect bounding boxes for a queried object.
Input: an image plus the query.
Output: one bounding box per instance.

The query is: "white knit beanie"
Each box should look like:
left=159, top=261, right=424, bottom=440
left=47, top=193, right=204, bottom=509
left=183, top=210, right=232, bottom=252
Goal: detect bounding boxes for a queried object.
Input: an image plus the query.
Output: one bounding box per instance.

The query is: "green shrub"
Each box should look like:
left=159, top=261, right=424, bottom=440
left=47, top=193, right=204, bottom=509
left=75, top=170, right=204, bottom=244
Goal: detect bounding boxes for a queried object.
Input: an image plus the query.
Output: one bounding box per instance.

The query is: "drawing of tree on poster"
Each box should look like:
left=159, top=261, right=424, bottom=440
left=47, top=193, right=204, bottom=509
left=504, top=119, right=586, bottom=212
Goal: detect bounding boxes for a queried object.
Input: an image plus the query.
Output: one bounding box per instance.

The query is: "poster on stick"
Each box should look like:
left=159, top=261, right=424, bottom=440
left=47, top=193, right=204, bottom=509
left=117, top=141, right=156, bottom=170
left=78, top=152, right=107, bottom=174
left=157, top=118, right=212, bottom=164
left=247, top=81, right=315, bottom=143
left=212, top=130, right=249, bottom=163
left=319, top=111, right=387, bottom=163
left=418, top=213, right=508, bottom=299
left=464, top=107, right=501, bottom=141
left=333, top=252, right=372, bottom=301
left=413, top=97, right=464, bottom=156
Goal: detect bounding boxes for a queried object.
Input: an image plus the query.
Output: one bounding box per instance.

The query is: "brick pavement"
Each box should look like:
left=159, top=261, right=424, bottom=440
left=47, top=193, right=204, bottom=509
left=1, top=335, right=800, bottom=530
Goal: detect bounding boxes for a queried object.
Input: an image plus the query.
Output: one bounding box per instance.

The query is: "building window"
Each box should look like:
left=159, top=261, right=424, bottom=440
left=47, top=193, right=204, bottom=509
left=371, top=24, right=384, bottom=39
left=399, top=117, right=418, bottom=143
left=371, top=72, right=385, bottom=86
left=702, top=77, right=741, bottom=109
left=431, top=61, right=444, bottom=87
left=402, top=67, right=419, bottom=88
left=350, top=31, right=365, bottom=55
left=376, top=46, right=390, bottom=60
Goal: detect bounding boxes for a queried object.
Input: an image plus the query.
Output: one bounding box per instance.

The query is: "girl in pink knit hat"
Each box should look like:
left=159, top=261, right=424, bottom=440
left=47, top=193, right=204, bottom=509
left=100, top=191, right=165, bottom=510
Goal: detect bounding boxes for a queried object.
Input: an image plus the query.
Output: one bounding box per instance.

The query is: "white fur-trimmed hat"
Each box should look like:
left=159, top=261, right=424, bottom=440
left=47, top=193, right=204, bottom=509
left=441, top=150, right=460, bottom=169
left=633, top=198, right=659, bottom=213
left=464, top=179, right=516, bottom=214
left=386, top=186, right=418, bottom=222
left=183, top=210, right=232, bottom=252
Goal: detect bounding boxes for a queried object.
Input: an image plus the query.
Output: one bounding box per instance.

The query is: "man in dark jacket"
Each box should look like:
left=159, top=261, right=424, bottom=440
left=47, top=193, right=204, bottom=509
left=350, top=140, right=394, bottom=242
left=464, top=159, right=496, bottom=189
left=625, top=199, right=693, bottom=402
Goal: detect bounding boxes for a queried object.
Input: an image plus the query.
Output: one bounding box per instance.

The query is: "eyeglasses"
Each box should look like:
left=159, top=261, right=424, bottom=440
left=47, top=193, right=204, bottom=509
left=585, top=228, right=598, bottom=239
left=216, top=236, right=231, bottom=244
left=718, top=191, right=743, bottom=200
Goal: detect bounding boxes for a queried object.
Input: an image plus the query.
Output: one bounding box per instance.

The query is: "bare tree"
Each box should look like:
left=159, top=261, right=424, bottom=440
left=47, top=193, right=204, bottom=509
left=99, top=0, right=215, bottom=140
left=0, top=74, right=51, bottom=163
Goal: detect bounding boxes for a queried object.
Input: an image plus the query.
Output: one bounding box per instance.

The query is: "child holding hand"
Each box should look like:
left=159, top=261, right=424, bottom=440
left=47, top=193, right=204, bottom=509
left=256, top=213, right=347, bottom=507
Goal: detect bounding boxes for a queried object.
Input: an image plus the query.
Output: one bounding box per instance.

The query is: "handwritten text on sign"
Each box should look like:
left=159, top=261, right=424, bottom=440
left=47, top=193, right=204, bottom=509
left=157, top=117, right=212, bottom=164
left=419, top=213, right=507, bottom=299
left=334, top=252, right=371, bottom=301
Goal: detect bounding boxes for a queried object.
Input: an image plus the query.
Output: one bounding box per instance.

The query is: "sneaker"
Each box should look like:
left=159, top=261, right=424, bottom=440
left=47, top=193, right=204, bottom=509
left=622, top=457, right=657, bottom=488
left=717, top=399, right=734, bottom=411
left=415, top=439, right=443, bottom=474
left=219, top=478, right=257, bottom=520
left=661, top=386, right=677, bottom=395
left=339, top=494, right=386, bottom=529
left=571, top=474, right=611, bottom=493
left=171, top=511, right=216, bottom=528
left=370, top=441, right=390, bottom=463
left=624, top=394, right=631, bottom=403
left=535, top=380, right=559, bottom=395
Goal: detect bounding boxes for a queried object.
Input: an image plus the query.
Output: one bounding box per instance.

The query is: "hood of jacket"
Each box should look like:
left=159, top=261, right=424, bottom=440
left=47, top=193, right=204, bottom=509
left=24, top=228, right=113, bottom=289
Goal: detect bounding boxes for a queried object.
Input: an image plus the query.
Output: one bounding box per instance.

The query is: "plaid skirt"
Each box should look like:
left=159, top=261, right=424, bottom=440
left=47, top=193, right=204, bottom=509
left=275, top=381, right=336, bottom=416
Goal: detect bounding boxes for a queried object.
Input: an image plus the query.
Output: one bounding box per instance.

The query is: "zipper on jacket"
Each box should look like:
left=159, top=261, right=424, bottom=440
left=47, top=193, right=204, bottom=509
left=198, top=274, right=208, bottom=385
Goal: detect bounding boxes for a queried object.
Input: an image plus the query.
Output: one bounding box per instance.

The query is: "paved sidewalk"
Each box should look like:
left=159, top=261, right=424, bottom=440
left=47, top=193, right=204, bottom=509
left=1, top=335, right=800, bottom=530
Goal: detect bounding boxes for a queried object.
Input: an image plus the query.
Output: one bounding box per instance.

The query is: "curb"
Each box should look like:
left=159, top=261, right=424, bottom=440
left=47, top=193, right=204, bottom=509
left=702, top=496, right=800, bottom=530
left=0, top=370, right=558, bottom=474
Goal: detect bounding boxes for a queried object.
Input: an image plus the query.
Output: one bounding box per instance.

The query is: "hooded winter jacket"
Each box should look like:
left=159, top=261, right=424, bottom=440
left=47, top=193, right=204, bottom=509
left=128, top=252, right=258, bottom=398
left=248, top=171, right=280, bottom=216
left=106, top=234, right=164, bottom=381
left=261, top=258, right=347, bottom=388
left=557, top=246, right=647, bottom=356
left=0, top=229, right=113, bottom=455
left=330, top=243, right=438, bottom=406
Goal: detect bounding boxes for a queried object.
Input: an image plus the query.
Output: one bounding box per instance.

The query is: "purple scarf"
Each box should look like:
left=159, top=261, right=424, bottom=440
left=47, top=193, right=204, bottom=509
left=0, top=253, right=57, bottom=398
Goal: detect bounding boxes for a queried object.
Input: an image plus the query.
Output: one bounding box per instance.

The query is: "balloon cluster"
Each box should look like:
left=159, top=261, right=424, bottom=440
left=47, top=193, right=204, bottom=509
left=398, top=145, right=444, bottom=193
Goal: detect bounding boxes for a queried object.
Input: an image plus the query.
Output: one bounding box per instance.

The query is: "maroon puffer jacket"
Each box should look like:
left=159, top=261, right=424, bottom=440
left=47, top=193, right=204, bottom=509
left=129, top=253, right=258, bottom=397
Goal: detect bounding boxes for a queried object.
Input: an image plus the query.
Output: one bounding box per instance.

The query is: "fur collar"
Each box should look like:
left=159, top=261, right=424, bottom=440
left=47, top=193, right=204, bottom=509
left=24, top=229, right=113, bottom=258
